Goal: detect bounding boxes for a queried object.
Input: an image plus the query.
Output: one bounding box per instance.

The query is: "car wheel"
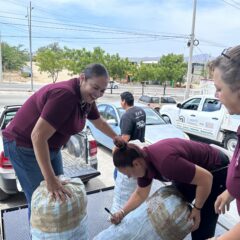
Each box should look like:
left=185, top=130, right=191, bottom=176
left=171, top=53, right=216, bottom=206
left=114, top=85, right=118, bottom=89
left=0, top=188, right=9, bottom=201
left=224, top=133, right=238, bottom=153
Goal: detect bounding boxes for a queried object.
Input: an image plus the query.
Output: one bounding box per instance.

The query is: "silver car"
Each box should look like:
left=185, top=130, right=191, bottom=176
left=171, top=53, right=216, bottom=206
left=86, top=102, right=189, bottom=150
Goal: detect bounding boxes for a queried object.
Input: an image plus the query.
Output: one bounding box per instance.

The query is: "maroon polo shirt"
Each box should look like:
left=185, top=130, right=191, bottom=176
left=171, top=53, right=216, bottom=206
left=3, top=78, right=100, bottom=150
left=226, top=126, right=240, bottom=215
left=138, top=138, right=221, bottom=187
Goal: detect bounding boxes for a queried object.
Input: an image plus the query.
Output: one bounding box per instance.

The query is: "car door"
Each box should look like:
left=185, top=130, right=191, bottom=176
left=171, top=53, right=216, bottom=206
left=87, top=104, right=108, bottom=145
left=175, top=97, right=201, bottom=135
left=103, top=106, right=121, bottom=149
left=196, top=98, right=224, bottom=140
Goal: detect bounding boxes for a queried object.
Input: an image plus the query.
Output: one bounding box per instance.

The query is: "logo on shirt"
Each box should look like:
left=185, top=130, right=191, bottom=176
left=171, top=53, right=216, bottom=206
left=136, top=120, right=145, bottom=129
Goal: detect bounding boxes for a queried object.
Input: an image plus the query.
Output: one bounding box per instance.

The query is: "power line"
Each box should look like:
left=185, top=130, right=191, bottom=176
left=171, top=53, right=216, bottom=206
left=221, top=0, right=240, bottom=10
left=0, top=15, right=189, bottom=38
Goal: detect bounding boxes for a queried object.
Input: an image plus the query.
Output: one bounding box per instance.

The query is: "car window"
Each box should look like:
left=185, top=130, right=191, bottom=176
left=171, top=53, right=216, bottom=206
left=1, top=110, right=17, bottom=129
left=97, top=104, right=107, bottom=118
left=163, top=97, right=176, bottom=104
left=202, top=99, right=222, bottom=112
left=181, top=98, right=201, bottom=111
left=117, top=107, right=165, bottom=125
left=105, top=106, right=117, bottom=121
left=151, top=97, right=159, bottom=103
left=117, top=107, right=125, bottom=118
left=143, top=107, right=165, bottom=125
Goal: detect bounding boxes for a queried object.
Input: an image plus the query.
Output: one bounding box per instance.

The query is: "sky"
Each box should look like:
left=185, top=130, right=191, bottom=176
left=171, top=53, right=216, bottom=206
left=0, top=0, right=239, bottom=58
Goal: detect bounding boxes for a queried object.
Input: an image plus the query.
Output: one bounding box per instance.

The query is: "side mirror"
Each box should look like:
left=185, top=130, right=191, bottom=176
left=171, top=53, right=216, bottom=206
left=107, top=119, right=118, bottom=126
left=162, top=116, right=171, bottom=124
left=177, top=103, right=182, bottom=108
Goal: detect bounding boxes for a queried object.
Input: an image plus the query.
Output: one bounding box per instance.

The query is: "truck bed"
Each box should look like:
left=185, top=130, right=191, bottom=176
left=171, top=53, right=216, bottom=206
left=1, top=181, right=235, bottom=240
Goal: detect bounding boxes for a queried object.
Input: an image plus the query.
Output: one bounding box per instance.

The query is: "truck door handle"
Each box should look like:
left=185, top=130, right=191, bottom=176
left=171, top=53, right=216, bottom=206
left=190, top=114, right=196, bottom=117
left=212, top=117, right=218, bottom=120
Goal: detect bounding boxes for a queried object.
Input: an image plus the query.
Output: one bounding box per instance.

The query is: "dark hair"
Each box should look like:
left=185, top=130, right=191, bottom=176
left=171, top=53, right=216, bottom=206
left=113, top=140, right=145, bottom=167
left=211, top=45, right=240, bottom=91
left=120, top=91, right=134, bottom=106
left=83, top=63, right=109, bottom=80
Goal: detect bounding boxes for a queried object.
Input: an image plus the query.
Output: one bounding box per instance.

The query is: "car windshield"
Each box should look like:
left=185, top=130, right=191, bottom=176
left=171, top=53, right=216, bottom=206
left=117, top=107, right=166, bottom=125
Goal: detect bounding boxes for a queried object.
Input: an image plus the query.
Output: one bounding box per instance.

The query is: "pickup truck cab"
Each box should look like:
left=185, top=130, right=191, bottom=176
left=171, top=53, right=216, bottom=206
left=160, top=95, right=239, bottom=152
left=0, top=105, right=99, bottom=200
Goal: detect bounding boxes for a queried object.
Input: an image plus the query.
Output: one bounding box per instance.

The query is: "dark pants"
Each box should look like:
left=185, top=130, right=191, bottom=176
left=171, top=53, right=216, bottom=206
left=175, top=152, right=229, bottom=240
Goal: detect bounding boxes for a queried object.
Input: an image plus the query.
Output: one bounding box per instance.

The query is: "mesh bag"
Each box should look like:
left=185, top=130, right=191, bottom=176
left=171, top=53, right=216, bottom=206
left=31, top=177, right=88, bottom=240
left=95, top=186, right=193, bottom=240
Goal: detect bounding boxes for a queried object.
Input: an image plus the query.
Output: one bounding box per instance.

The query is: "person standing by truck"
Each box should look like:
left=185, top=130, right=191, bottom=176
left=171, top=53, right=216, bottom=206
left=2, top=63, right=123, bottom=218
left=208, top=45, right=240, bottom=240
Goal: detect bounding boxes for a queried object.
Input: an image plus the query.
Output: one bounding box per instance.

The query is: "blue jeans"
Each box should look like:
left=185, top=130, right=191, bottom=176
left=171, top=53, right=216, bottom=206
left=3, top=138, right=63, bottom=218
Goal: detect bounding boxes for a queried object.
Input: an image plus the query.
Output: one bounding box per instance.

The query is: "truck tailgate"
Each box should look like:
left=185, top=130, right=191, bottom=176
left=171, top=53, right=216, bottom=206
left=62, top=150, right=100, bottom=182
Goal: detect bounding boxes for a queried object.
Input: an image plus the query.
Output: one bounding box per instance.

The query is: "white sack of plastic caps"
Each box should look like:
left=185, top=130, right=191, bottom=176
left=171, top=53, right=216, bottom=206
left=95, top=186, right=193, bottom=240
left=111, top=140, right=150, bottom=213
left=30, top=177, right=88, bottom=240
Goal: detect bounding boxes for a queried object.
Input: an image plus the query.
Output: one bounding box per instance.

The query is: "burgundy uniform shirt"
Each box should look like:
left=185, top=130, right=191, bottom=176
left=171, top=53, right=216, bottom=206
left=226, top=126, right=240, bottom=215
left=138, top=138, right=221, bottom=188
left=3, top=78, right=100, bottom=150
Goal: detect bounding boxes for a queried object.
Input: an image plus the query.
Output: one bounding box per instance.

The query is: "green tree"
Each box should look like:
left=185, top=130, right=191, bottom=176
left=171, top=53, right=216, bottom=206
left=134, top=63, right=156, bottom=82
left=36, top=43, right=64, bottom=83
left=64, top=47, right=92, bottom=75
left=1, top=42, right=29, bottom=71
left=105, top=54, right=130, bottom=80
left=158, top=54, right=187, bottom=85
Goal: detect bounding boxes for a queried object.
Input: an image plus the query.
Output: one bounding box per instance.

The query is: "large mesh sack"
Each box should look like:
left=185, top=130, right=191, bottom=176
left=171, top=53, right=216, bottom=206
left=30, top=177, right=88, bottom=240
left=111, top=140, right=150, bottom=213
left=95, top=186, right=193, bottom=240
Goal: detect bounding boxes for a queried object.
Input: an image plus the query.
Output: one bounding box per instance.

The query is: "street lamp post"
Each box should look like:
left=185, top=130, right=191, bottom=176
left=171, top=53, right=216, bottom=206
left=110, top=80, right=114, bottom=94
left=141, top=81, right=145, bottom=95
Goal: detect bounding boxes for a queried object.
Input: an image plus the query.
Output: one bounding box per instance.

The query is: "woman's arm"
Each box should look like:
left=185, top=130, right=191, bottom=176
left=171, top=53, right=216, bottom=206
left=90, top=117, right=117, bottom=139
left=189, top=165, right=213, bottom=231
left=31, top=117, right=71, bottom=201
left=111, top=184, right=151, bottom=224
left=214, top=189, right=234, bottom=214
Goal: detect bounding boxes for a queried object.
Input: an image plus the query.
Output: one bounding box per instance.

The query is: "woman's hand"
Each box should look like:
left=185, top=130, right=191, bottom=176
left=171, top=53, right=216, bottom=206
left=110, top=210, right=125, bottom=225
left=189, top=208, right=201, bottom=232
left=214, top=190, right=234, bottom=214
left=46, top=176, right=72, bottom=202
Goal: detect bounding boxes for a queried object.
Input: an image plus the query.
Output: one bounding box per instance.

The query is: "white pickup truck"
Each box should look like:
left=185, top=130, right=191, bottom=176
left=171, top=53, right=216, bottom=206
left=160, top=95, right=240, bottom=152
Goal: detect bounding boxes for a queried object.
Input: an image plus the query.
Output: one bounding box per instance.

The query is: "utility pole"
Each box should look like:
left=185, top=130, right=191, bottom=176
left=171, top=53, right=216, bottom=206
left=184, top=0, right=197, bottom=100
left=27, top=1, right=33, bottom=91
left=0, top=31, right=2, bottom=82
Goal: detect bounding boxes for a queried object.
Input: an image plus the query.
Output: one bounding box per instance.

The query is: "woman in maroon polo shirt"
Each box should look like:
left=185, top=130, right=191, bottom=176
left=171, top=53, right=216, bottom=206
left=111, top=138, right=229, bottom=240
left=208, top=45, right=240, bottom=240
left=2, top=63, right=123, bottom=218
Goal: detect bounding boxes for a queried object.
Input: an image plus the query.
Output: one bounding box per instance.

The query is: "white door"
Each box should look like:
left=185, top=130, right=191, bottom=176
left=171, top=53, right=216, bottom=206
left=196, top=98, right=224, bottom=140
left=175, top=97, right=202, bottom=135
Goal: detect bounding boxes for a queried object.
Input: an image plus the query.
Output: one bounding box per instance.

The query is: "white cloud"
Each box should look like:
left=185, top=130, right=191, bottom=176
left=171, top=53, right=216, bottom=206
left=0, top=0, right=239, bottom=57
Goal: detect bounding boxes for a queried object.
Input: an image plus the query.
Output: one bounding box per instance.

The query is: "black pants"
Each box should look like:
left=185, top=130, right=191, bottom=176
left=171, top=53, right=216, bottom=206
left=175, top=152, right=229, bottom=240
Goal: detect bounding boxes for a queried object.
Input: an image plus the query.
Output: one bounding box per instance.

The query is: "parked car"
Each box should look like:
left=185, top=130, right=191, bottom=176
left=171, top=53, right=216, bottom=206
left=160, top=95, right=239, bottom=152
left=138, top=95, right=176, bottom=112
left=20, top=66, right=32, bottom=78
left=107, top=81, right=120, bottom=89
left=0, top=105, right=99, bottom=200
left=86, top=102, right=189, bottom=150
